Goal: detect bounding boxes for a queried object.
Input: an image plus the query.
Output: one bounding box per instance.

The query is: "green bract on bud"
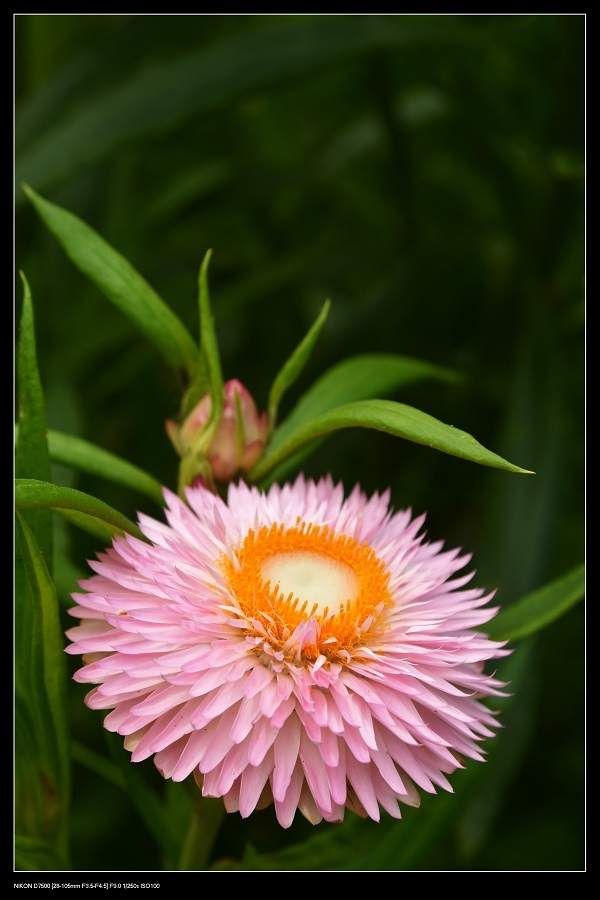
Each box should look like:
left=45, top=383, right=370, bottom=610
left=167, top=379, right=268, bottom=486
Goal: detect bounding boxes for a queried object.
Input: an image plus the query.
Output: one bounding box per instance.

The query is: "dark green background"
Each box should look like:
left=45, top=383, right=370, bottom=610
left=15, top=14, right=584, bottom=871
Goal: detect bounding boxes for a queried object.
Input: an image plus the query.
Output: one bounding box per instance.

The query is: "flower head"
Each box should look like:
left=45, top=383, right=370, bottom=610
left=66, top=476, right=508, bottom=828
left=166, top=379, right=268, bottom=485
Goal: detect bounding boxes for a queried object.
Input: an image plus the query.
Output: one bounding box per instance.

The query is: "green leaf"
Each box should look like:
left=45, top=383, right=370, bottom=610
left=14, top=835, right=64, bottom=871
left=14, top=695, right=51, bottom=854
left=268, top=300, right=330, bottom=432
left=15, top=478, right=144, bottom=540
left=16, top=17, right=467, bottom=197
left=233, top=816, right=388, bottom=871
left=72, top=736, right=182, bottom=868
left=71, top=741, right=126, bottom=791
left=197, top=249, right=223, bottom=430
left=258, top=353, right=463, bottom=486
left=15, top=513, right=70, bottom=867
left=51, top=507, right=134, bottom=544
left=47, top=429, right=164, bottom=505
left=15, top=272, right=52, bottom=572
left=270, top=351, right=462, bottom=449
left=22, top=185, right=199, bottom=378
left=179, top=250, right=220, bottom=420
left=104, top=732, right=181, bottom=864
left=176, top=251, right=225, bottom=494
left=250, top=398, right=533, bottom=481
left=456, top=643, right=537, bottom=861
left=485, top=563, right=585, bottom=642
left=15, top=514, right=70, bottom=781
left=15, top=424, right=165, bottom=506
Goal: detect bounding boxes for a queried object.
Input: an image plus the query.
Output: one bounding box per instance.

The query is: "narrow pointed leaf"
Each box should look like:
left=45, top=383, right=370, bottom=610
left=46, top=429, right=164, bottom=505
left=197, top=249, right=223, bottom=430
left=15, top=424, right=165, bottom=507
left=235, top=815, right=385, bottom=871
left=179, top=249, right=221, bottom=420
left=268, top=300, right=330, bottom=431
left=15, top=512, right=70, bottom=866
left=177, top=251, right=224, bottom=495
left=456, top=645, right=537, bottom=861
left=15, top=479, right=143, bottom=540
left=104, top=732, right=181, bottom=863
left=14, top=835, right=64, bottom=871
left=16, top=272, right=52, bottom=571
left=15, top=514, right=70, bottom=778
left=14, top=697, right=54, bottom=860
left=22, top=185, right=199, bottom=377
left=51, top=508, right=134, bottom=544
left=250, top=399, right=533, bottom=481
left=16, top=17, right=467, bottom=198
left=271, top=351, right=462, bottom=448
left=485, top=563, right=585, bottom=642
left=70, top=740, right=125, bottom=790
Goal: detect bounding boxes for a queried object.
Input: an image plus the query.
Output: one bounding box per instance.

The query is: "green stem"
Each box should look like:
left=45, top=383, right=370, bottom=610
left=178, top=792, right=226, bottom=871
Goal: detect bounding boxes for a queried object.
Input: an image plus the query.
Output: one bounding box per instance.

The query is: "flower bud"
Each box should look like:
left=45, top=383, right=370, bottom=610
left=167, top=379, right=268, bottom=484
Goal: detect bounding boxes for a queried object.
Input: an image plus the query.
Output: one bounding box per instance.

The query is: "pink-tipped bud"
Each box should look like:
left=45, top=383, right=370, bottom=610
left=166, top=380, right=268, bottom=483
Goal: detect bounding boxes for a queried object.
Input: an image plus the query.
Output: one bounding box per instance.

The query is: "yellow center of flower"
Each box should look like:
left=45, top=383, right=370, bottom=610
left=220, top=521, right=393, bottom=661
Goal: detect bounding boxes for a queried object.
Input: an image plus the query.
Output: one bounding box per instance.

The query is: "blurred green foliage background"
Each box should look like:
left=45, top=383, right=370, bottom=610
left=15, top=14, right=584, bottom=871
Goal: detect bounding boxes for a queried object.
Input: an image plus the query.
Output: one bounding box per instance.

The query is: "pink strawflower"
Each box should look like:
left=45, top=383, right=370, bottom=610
left=66, top=475, right=508, bottom=828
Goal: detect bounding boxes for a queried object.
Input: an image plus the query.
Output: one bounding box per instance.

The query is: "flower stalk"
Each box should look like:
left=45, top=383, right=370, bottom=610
left=178, top=790, right=226, bottom=871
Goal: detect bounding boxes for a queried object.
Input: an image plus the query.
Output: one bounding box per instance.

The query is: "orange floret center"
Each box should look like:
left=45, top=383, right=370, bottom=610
left=220, top=520, right=393, bottom=661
